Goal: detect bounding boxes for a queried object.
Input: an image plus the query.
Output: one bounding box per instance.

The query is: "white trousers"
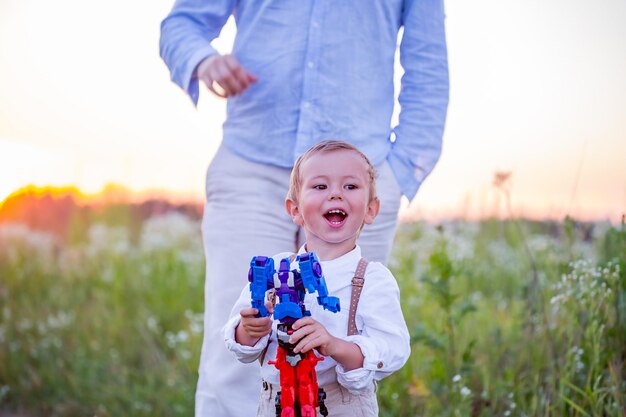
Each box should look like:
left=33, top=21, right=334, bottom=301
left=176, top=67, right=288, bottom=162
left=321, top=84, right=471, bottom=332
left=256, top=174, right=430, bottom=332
left=196, top=144, right=401, bottom=417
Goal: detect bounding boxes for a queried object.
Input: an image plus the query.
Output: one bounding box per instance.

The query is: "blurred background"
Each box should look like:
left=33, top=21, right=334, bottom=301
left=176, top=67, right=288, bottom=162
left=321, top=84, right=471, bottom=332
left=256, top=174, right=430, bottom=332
left=1, top=0, right=625, bottom=416
left=1, top=0, right=624, bottom=222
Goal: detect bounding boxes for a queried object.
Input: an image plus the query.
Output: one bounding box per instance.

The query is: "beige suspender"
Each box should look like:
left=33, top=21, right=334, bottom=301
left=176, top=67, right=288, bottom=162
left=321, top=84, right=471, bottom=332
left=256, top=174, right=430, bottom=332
left=347, top=258, right=369, bottom=336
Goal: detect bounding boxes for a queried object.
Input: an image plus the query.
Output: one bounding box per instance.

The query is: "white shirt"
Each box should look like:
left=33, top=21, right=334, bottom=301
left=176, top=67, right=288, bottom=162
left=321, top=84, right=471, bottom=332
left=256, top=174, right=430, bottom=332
left=223, top=245, right=410, bottom=393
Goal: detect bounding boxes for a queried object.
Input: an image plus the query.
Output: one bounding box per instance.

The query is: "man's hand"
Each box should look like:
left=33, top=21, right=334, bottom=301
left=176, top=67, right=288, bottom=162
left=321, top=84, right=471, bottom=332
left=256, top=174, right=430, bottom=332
left=236, top=307, right=272, bottom=346
left=196, top=54, right=258, bottom=98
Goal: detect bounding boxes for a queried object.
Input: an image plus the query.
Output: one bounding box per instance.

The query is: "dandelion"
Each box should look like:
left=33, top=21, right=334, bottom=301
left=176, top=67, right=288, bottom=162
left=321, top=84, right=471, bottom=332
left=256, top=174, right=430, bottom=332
left=140, top=212, right=201, bottom=252
left=0, top=385, right=10, bottom=401
left=0, top=223, right=57, bottom=269
left=86, top=224, right=130, bottom=257
left=133, top=401, right=152, bottom=412
left=469, top=291, right=483, bottom=303
left=453, top=374, right=462, bottom=383
left=100, top=267, right=114, bottom=283
left=186, top=310, right=204, bottom=334
left=17, top=318, right=32, bottom=331
left=460, top=386, right=471, bottom=397
left=550, top=294, right=565, bottom=305
left=147, top=316, right=159, bottom=331
left=176, top=330, right=189, bottom=343
left=165, top=331, right=177, bottom=348
left=140, top=263, right=152, bottom=277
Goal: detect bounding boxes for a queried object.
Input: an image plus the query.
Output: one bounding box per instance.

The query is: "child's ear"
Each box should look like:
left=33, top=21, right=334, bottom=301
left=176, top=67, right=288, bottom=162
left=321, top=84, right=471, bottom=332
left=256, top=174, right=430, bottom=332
left=285, top=198, right=304, bottom=226
left=363, top=197, right=380, bottom=225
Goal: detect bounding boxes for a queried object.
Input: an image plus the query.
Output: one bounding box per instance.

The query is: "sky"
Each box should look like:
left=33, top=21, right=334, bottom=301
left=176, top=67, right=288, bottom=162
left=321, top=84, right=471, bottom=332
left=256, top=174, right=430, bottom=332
left=0, top=0, right=625, bottom=222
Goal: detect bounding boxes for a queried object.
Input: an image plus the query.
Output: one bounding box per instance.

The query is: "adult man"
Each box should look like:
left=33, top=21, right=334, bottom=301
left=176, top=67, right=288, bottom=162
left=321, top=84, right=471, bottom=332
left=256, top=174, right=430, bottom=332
left=160, top=1, right=448, bottom=416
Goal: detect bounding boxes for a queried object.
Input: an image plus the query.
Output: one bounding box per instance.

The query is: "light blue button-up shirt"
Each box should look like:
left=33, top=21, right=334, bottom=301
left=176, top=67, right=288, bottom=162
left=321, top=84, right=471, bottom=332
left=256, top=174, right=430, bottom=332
left=160, top=0, right=449, bottom=200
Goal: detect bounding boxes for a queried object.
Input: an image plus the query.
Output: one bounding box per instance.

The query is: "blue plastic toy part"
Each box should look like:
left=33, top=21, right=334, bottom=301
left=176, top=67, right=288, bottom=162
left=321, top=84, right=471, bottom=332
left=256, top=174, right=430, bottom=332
left=274, top=298, right=303, bottom=321
left=248, top=256, right=276, bottom=317
left=273, top=258, right=305, bottom=322
left=297, top=253, right=341, bottom=313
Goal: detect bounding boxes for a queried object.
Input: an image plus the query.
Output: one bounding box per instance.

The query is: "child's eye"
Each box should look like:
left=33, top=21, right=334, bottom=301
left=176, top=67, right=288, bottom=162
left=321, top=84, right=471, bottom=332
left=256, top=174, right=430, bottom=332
left=344, top=184, right=357, bottom=190
left=313, top=184, right=327, bottom=190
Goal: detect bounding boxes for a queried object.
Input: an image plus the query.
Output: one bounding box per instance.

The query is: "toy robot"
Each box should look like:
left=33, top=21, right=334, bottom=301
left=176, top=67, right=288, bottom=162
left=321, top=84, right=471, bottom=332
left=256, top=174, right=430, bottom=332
left=248, top=252, right=341, bottom=417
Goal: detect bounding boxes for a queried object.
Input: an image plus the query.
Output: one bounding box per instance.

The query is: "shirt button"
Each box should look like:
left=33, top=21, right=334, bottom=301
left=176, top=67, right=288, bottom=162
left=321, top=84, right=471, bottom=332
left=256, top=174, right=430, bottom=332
left=303, top=101, right=311, bottom=109
left=307, top=61, right=315, bottom=69
left=377, top=362, right=383, bottom=369
left=312, top=21, right=319, bottom=28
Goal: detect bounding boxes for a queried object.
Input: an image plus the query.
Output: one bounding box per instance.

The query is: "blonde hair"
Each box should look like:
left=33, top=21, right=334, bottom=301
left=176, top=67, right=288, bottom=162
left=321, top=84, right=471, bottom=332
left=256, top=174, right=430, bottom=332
left=287, top=140, right=378, bottom=203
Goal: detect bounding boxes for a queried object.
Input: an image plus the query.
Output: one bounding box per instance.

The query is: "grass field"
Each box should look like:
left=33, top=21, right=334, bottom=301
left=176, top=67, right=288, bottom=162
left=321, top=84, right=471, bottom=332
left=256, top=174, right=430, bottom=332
left=1, top=213, right=624, bottom=416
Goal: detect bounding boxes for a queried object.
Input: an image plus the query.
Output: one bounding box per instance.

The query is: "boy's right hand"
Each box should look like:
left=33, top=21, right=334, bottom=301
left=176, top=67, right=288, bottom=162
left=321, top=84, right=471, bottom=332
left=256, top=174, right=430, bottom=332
left=236, top=308, right=272, bottom=345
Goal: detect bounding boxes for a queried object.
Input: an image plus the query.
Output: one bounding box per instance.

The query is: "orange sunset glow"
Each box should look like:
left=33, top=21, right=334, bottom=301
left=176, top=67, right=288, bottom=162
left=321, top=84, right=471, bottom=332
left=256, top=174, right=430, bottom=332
left=1, top=0, right=625, bottom=223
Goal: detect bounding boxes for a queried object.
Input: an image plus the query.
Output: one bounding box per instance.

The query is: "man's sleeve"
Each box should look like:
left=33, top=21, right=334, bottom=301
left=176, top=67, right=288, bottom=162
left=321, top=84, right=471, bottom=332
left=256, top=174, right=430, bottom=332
left=159, top=0, right=236, bottom=105
left=388, top=0, right=450, bottom=200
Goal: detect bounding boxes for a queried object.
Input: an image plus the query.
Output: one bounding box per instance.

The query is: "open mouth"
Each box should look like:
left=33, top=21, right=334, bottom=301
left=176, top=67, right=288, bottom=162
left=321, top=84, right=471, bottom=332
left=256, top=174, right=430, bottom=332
left=323, top=209, right=347, bottom=225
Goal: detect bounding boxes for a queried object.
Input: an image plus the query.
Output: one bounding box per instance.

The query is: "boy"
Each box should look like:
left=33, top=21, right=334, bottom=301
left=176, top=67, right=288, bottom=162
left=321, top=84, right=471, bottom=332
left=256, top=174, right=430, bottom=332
left=223, top=141, right=410, bottom=416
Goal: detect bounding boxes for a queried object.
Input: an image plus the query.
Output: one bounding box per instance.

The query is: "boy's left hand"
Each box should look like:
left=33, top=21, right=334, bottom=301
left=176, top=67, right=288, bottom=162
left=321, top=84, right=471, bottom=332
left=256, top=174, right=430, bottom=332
left=289, top=317, right=337, bottom=356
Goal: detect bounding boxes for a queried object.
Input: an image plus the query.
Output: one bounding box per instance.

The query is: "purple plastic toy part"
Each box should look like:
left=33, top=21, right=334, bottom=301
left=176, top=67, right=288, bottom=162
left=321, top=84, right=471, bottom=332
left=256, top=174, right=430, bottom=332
left=313, top=262, right=322, bottom=278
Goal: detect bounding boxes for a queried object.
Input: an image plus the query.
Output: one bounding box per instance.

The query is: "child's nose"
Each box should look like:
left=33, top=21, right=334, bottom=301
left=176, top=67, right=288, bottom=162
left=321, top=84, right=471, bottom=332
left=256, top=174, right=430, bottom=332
left=328, top=187, right=343, bottom=200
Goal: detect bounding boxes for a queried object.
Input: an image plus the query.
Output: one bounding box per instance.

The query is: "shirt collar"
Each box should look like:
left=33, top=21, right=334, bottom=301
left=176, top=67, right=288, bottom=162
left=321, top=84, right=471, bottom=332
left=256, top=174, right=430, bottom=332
left=297, top=244, right=362, bottom=269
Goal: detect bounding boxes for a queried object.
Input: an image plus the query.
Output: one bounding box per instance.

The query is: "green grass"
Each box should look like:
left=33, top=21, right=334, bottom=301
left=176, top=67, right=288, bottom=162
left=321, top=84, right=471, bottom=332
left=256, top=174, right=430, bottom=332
left=1, top=215, right=625, bottom=416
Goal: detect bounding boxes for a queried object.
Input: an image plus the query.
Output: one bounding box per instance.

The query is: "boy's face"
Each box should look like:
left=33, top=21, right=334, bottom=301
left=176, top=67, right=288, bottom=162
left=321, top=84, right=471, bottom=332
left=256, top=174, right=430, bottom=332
left=286, top=149, right=380, bottom=259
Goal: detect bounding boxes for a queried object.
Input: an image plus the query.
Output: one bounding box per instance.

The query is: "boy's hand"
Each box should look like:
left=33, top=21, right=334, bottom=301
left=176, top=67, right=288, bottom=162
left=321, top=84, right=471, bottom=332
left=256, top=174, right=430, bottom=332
left=290, top=317, right=365, bottom=371
left=240, top=307, right=273, bottom=338
left=289, top=317, right=337, bottom=356
left=236, top=308, right=272, bottom=346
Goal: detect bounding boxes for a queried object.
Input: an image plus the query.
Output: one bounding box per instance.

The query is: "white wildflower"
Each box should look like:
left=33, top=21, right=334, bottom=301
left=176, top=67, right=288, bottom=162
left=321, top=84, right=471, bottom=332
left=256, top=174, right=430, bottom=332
left=147, top=316, right=159, bottom=331
left=177, top=330, right=189, bottom=343
left=140, top=212, right=201, bottom=252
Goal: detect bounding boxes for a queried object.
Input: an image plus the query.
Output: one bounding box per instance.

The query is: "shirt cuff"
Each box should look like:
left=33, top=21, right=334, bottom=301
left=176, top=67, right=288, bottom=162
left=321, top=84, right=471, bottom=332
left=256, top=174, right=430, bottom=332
left=223, top=316, right=269, bottom=364
left=386, top=152, right=421, bottom=201
left=335, top=335, right=388, bottom=393
left=182, top=46, right=219, bottom=106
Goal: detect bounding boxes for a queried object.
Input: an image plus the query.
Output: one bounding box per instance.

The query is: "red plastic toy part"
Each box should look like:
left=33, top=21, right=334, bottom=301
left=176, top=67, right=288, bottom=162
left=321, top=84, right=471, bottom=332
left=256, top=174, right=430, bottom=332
left=269, top=343, right=328, bottom=417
